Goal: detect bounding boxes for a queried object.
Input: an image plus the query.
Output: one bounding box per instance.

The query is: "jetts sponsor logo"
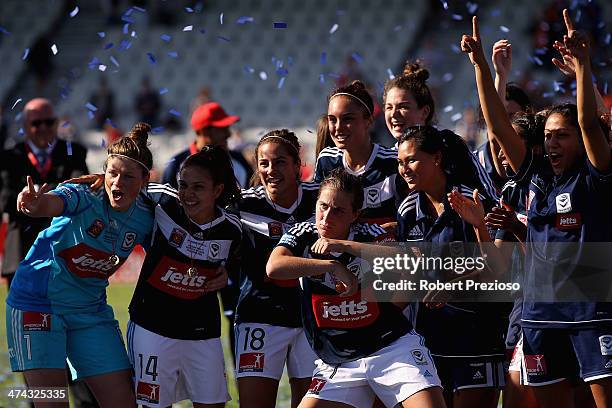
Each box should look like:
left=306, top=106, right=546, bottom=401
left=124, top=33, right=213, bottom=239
left=136, top=381, right=160, bottom=405
left=555, top=213, right=582, bottom=231
left=268, top=221, right=284, bottom=239
left=555, top=193, right=572, bottom=214
left=312, top=291, right=379, bottom=329
left=525, top=354, right=547, bottom=376
left=169, top=228, right=186, bottom=248
left=121, top=232, right=137, bottom=251
left=86, top=219, right=105, bottom=238
left=58, top=243, right=120, bottom=279
left=238, top=352, right=265, bottom=373
left=147, top=256, right=217, bottom=299
left=599, top=335, right=612, bottom=356
left=366, top=188, right=381, bottom=207
left=307, top=378, right=327, bottom=394
left=23, top=312, right=51, bottom=331
left=411, top=349, right=428, bottom=365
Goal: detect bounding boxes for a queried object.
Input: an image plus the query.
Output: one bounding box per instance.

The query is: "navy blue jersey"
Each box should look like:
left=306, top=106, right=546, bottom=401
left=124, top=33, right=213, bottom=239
left=277, top=222, right=412, bottom=364
left=313, top=144, right=405, bottom=225
left=235, top=182, right=319, bottom=328
left=518, top=150, right=612, bottom=328
left=129, top=183, right=242, bottom=340
left=397, top=186, right=508, bottom=357
left=475, top=141, right=506, bottom=191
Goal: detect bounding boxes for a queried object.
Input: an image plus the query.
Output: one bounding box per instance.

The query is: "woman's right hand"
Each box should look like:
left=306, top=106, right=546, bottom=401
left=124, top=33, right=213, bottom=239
left=330, top=261, right=358, bottom=297
left=492, top=39, right=512, bottom=78
left=17, top=176, right=50, bottom=215
left=63, top=173, right=104, bottom=190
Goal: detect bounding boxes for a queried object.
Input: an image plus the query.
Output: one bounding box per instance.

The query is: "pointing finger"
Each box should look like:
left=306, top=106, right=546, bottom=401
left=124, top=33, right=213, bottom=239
left=472, top=16, right=480, bottom=40
left=563, top=8, right=574, bottom=33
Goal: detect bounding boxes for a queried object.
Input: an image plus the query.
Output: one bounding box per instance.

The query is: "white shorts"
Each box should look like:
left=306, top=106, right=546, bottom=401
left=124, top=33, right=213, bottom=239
left=508, top=334, right=523, bottom=373
left=127, top=321, right=230, bottom=407
left=304, top=330, right=442, bottom=408
left=234, top=322, right=317, bottom=380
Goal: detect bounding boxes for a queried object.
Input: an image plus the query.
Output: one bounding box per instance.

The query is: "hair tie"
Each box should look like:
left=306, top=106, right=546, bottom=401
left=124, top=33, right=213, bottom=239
left=108, top=154, right=150, bottom=172
left=329, top=92, right=372, bottom=116
left=260, top=135, right=300, bottom=154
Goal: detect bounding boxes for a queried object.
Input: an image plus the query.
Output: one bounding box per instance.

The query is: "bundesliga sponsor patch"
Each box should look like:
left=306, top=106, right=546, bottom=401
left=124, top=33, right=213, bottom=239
left=86, top=219, right=105, bottom=238
left=22, top=312, right=51, bottom=331
left=555, top=213, right=582, bottom=230
left=238, top=352, right=265, bottom=373
left=312, top=290, right=379, bottom=329
left=411, top=349, right=428, bottom=365
left=525, top=354, right=547, bottom=376
left=136, top=381, right=160, bottom=405
left=599, top=335, right=612, bottom=356
left=169, top=228, right=186, bottom=248
left=307, top=378, right=327, bottom=394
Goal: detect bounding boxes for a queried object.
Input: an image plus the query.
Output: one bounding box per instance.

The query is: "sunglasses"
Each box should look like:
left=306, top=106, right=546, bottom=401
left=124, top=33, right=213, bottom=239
left=30, top=118, right=57, bottom=128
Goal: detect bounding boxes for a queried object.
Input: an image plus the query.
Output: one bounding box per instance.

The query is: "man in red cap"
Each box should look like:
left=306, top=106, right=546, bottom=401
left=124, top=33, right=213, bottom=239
left=162, top=101, right=252, bottom=188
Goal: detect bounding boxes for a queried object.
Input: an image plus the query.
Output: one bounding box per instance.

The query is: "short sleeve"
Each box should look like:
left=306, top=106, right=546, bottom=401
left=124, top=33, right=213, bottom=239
left=51, top=184, right=92, bottom=216
left=276, top=223, right=314, bottom=255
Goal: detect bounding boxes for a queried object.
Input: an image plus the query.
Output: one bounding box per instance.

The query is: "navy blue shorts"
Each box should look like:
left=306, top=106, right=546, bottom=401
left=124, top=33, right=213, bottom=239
left=521, top=325, right=612, bottom=385
left=505, top=299, right=522, bottom=350
left=433, top=356, right=505, bottom=392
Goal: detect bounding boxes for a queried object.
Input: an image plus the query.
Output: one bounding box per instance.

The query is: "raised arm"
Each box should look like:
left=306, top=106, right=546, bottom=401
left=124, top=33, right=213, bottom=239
left=17, top=176, right=64, bottom=218
left=561, top=9, right=610, bottom=172
left=462, top=17, right=526, bottom=172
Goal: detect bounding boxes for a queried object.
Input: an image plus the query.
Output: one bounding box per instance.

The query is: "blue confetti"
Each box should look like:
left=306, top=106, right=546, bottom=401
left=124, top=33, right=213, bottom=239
left=118, top=40, right=132, bottom=51
left=466, top=2, right=478, bottom=14
left=0, top=26, right=11, bottom=35
left=22, top=48, right=30, bottom=60
left=319, top=74, right=325, bottom=84
left=277, top=77, right=286, bottom=89
left=442, top=72, right=454, bottom=82
left=273, top=22, right=287, bottom=29
left=276, top=68, right=289, bottom=76
left=220, top=13, right=224, bottom=25
left=169, top=109, right=181, bottom=117
left=534, top=47, right=548, bottom=55
left=452, top=14, right=463, bottom=21
left=15, top=112, right=22, bottom=122
left=236, top=16, right=254, bottom=24
left=124, top=7, right=134, bottom=17
left=132, top=6, right=146, bottom=13
left=387, top=68, right=395, bottom=79
left=18, top=128, right=24, bottom=136
left=131, top=30, right=137, bottom=38
left=67, top=141, right=73, bottom=156
left=146, top=52, right=156, bottom=64
left=329, top=24, right=338, bottom=34
left=88, top=57, right=100, bottom=70
left=575, top=9, right=581, bottom=23
left=320, top=52, right=327, bottom=64
left=167, top=51, right=178, bottom=58
left=553, top=81, right=565, bottom=93
left=183, top=25, right=193, bottom=31
left=451, top=113, right=463, bottom=122
left=160, top=34, right=172, bottom=42
left=97, top=32, right=106, bottom=38
left=443, top=105, right=454, bottom=113
left=106, top=118, right=118, bottom=128
left=62, top=120, right=71, bottom=128
left=542, top=91, right=555, bottom=99
left=605, top=33, right=611, bottom=45
left=86, top=102, right=98, bottom=111
left=123, top=23, right=129, bottom=35
left=287, top=56, right=294, bottom=66
left=104, top=42, right=114, bottom=50
left=11, top=98, right=22, bottom=110
left=152, top=126, right=164, bottom=133
left=351, top=52, right=363, bottom=64
left=440, top=0, right=448, bottom=10
left=500, top=25, right=510, bottom=33
left=199, top=29, right=207, bottom=34
left=490, top=8, right=501, bottom=17
left=393, top=25, right=403, bottom=32
left=87, top=111, right=95, bottom=120
left=259, top=71, right=268, bottom=80
left=159, top=88, right=169, bottom=95
left=328, top=72, right=340, bottom=79
left=100, top=138, right=107, bottom=147
left=185, top=7, right=194, bottom=13
left=110, top=55, right=119, bottom=67
left=217, top=35, right=231, bottom=42
left=122, top=15, right=134, bottom=24
left=533, top=56, right=543, bottom=66
left=451, top=44, right=461, bottom=54
left=69, top=6, right=79, bottom=17
left=604, top=82, right=608, bottom=95
left=244, top=65, right=255, bottom=74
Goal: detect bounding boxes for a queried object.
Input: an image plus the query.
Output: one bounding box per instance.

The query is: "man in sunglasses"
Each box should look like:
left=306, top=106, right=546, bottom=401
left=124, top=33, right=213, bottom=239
left=0, top=98, right=88, bottom=288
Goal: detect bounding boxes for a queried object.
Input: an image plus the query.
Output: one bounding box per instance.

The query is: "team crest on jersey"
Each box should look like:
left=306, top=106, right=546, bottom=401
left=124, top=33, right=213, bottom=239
left=525, top=354, right=547, bottom=376
left=121, top=232, right=137, bottom=250
left=86, top=219, right=105, bottom=238
left=169, top=228, right=186, bottom=248
left=238, top=352, right=265, bottom=372
left=268, top=221, right=284, bottom=238
left=555, top=193, right=572, bottom=214
left=411, top=349, right=428, bottom=365
left=307, top=378, right=327, bottom=394
left=599, top=335, right=612, bottom=356
left=22, top=312, right=51, bottom=331
left=449, top=241, right=465, bottom=258
left=347, top=261, right=361, bottom=278
left=365, top=188, right=381, bottom=206
left=136, top=381, right=160, bottom=405
left=209, top=242, right=221, bottom=259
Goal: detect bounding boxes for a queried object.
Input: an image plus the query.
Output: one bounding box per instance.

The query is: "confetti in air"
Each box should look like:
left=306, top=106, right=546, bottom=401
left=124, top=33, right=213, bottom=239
left=110, top=56, right=119, bottom=67
left=159, top=88, right=169, bottom=95
left=160, top=34, right=172, bottom=42
left=67, top=141, right=73, bottom=156
left=85, top=102, right=98, bottom=112
left=329, top=24, right=339, bottom=34
left=167, top=51, right=178, bottom=58
left=351, top=52, right=363, bottom=64
left=237, top=16, right=255, bottom=24
left=147, top=52, right=156, bottom=64
left=69, top=6, right=79, bottom=18
left=169, top=109, right=181, bottom=117
left=51, top=44, right=58, bottom=55
left=183, top=25, right=193, bottom=32
left=98, top=64, right=107, bottom=71
left=220, top=13, right=224, bottom=25
left=244, top=65, right=255, bottom=74
left=22, top=48, right=29, bottom=60
left=387, top=68, right=395, bottom=79
left=11, top=99, right=22, bottom=110
left=451, top=113, right=463, bottom=122
left=97, top=32, right=106, bottom=38
left=273, top=22, right=287, bottom=29
left=259, top=71, right=268, bottom=81
left=500, top=25, right=510, bottom=33
left=277, top=77, right=286, bottom=89
left=443, top=105, right=454, bottom=113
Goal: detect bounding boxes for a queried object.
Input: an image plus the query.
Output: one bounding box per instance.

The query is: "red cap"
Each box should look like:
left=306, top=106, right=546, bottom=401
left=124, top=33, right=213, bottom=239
left=191, top=102, right=240, bottom=131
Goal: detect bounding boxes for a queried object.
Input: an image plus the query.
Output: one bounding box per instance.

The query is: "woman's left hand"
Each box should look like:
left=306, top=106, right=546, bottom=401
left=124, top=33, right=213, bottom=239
left=311, top=237, right=345, bottom=255
left=448, top=189, right=486, bottom=228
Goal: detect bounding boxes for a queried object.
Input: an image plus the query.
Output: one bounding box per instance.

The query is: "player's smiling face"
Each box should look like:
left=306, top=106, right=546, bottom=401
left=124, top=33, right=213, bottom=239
left=316, top=187, right=359, bottom=239
left=178, top=165, right=223, bottom=224
left=397, top=139, right=442, bottom=192
left=327, top=96, right=372, bottom=150
left=104, top=156, right=149, bottom=212
left=544, top=113, right=583, bottom=176
left=384, top=87, right=429, bottom=141
left=257, top=141, right=300, bottom=200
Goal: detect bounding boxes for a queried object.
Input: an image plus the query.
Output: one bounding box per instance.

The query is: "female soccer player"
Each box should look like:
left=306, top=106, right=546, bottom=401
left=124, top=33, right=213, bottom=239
left=127, top=146, right=242, bottom=408
left=7, top=122, right=155, bottom=407
left=267, top=169, right=445, bottom=408
left=462, top=10, right=612, bottom=407
left=235, top=130, right=319, bottom=408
